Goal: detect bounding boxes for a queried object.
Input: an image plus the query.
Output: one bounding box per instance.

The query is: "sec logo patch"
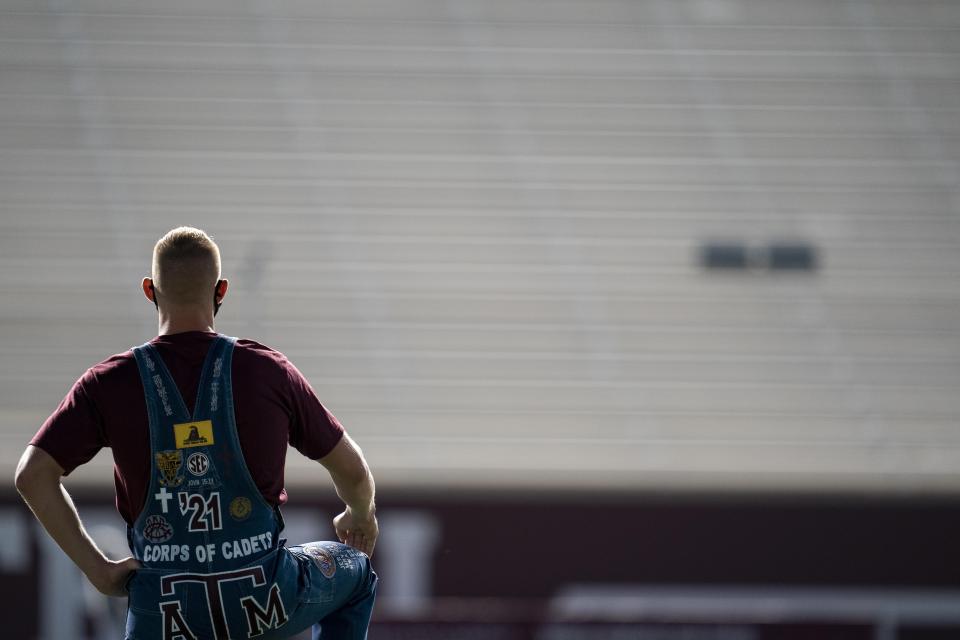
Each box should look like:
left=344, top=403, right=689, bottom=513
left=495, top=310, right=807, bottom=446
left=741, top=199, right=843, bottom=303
left=229, top=496, right=252, bottom=521
left=186, top=452, right=210, bottom=476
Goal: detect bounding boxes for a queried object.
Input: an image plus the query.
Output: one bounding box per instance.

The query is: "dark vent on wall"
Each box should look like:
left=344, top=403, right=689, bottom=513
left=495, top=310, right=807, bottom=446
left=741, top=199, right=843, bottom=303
left=768, top=242, right=818, bottom=271
left=700, top=241, right=819, bottom=273
left=701, top=243, right=749, bottom=269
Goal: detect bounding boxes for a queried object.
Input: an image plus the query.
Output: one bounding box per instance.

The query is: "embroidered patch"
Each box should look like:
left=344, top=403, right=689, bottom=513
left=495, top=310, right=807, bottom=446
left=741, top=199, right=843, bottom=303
left=303, top=544, right=336, bottom=579
left=186, top=452, right=210, bottom=477
left=174, top=420, right=214, bottom=449
left=229, top=496, right=252, bottom=521
left=143, top=514, right=174, bottom=543
left=155, top=450, right=184, bottom=488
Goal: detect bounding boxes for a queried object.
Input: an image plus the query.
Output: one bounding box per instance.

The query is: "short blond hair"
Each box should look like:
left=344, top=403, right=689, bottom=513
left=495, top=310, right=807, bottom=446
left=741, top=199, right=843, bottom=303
left=152, top=227, right=221, bottom=306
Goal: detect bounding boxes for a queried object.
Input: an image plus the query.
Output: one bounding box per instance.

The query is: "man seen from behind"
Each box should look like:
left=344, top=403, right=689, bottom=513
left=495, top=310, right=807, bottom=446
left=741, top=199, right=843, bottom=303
left=15, top=226, right=378, bottom=639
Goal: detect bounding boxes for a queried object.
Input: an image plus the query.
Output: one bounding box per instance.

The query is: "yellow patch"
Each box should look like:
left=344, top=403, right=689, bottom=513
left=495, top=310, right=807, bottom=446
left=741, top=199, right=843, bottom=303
left=173, top=420, right=214, bottom=449
left=229, top=496, right=252, bottom=521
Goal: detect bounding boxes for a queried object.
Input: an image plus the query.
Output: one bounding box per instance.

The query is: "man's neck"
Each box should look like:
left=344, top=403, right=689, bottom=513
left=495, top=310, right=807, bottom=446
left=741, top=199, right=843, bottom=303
left=157, top=310, right=216, bottom=336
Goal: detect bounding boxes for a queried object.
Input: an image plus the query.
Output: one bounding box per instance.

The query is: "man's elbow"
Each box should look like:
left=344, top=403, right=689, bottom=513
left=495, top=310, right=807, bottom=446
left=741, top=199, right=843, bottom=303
left=14, top=446, right=61, bottom=497
left=14, top=457, right=35, bottom=496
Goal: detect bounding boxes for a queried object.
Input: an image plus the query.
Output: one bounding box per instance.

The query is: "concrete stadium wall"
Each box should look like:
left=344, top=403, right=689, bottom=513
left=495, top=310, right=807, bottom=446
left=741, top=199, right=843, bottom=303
left=1, top=0, right=958, bottom=493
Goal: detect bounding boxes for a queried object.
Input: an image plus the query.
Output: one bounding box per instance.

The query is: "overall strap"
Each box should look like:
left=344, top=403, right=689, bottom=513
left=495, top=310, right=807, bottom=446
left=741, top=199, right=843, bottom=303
left=130, top=336, right=237, bottom=503
left=191, top=335, right=234, bottom=422
left=129, top=334, right=281, bottom=569
left=132, top=342, right=192, bottom=427
left=127, top=336, right=298, bottom=640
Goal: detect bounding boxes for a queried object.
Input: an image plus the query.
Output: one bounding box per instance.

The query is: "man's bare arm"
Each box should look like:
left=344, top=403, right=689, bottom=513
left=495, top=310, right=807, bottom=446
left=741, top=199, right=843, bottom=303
left=14, top=445, right=140, bottom=596
left=317, top=434, right=378, bottom=556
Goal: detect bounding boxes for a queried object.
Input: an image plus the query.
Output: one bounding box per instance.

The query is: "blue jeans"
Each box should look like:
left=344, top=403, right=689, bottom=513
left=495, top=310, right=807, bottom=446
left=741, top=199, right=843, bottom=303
left=282, top=542, right=378, bottom=640
left=125, top=542, right=376, bottom=640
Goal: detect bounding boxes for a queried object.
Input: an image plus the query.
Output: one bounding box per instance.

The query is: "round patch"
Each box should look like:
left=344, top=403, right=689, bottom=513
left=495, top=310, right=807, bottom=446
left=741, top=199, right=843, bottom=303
left=186, top=452, right=210, bottom=477
left=304, top=544, right=337, bottom=579
left=229, top=496, right=252, bottom=521
left=142, top=514, right=174, bottom=543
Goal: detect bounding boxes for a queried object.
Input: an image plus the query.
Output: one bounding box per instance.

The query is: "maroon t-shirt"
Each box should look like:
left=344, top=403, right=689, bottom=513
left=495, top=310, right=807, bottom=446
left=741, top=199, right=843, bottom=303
left=30, top=331, right=344, bottom=525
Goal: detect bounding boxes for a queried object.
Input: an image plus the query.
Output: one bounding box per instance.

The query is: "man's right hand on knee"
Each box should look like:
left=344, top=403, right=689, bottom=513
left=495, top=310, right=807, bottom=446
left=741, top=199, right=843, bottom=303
left=334, top=507, right=378, bottom=557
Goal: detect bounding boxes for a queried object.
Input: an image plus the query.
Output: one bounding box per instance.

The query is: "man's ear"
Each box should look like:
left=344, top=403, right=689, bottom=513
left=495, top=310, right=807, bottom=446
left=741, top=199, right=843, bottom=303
left=215, top=279, right=229, bottom=304
left=142, top=277, right=155, bottom=303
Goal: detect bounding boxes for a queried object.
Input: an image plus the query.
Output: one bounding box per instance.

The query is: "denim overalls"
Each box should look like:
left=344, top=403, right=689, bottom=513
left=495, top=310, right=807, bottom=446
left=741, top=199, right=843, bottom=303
left=125, top=335, right=377, bottom=640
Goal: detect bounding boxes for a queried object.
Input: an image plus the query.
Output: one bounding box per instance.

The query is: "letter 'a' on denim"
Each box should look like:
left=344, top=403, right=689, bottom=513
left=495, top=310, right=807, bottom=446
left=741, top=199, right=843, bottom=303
left=124, top=336, right=377, bottom=639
